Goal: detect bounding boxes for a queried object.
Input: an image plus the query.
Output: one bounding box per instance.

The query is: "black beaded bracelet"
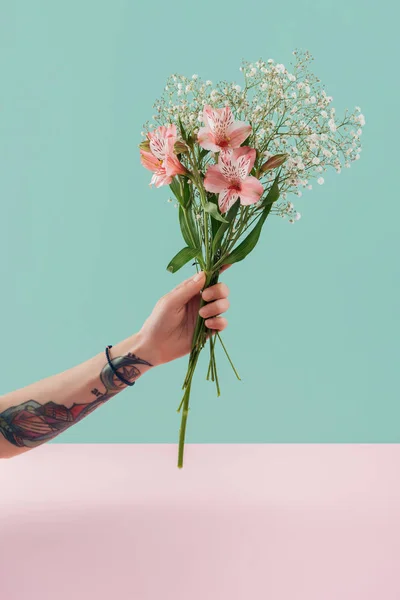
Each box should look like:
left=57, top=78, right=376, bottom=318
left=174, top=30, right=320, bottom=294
left=105, top=345, right=136, bottom=386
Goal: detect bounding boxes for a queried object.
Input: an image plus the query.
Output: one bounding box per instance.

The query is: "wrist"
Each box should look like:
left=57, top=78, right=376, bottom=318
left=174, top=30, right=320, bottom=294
left=112, top=332, right=156, bottom=375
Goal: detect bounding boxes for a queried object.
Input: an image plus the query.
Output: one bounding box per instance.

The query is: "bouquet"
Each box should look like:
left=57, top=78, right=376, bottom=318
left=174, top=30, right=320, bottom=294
left=139, top=50, right=365, bottom=467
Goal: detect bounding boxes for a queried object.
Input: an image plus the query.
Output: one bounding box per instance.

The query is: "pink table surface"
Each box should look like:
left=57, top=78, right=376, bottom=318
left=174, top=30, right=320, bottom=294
left=1, top=444, right=400, bottom=600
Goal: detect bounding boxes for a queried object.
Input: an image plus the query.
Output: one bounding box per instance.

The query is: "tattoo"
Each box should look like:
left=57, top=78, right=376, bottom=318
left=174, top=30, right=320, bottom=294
left=0, top=352, right=152, bottom=448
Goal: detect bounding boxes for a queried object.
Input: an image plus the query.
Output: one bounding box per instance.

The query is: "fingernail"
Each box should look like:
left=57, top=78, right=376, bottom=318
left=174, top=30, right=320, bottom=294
left=193, top=271, right=204, bottom=282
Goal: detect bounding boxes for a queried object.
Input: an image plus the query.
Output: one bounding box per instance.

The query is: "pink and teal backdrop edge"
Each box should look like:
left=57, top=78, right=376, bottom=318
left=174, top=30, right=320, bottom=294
left=0, top=0, right=398, bottom=443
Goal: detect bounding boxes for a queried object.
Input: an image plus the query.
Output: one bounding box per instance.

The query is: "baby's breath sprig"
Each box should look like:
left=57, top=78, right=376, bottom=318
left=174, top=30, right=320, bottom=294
left=146, top=50, right=364, bottom=219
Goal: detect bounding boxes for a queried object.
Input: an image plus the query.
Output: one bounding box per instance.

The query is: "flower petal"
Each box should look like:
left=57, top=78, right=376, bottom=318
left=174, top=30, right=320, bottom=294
left=233, top=146, right=257, bottom=174
left=140, top=149, right=161, bottom=172
left=203, top=105, right=233, bottom=135
left=204, top=164, right=228, bottom=193
left=197, top=127, right=221, bottom=152
left=148, top=124, right=177, bottom=160
left=151, top=169, right=172, bottom=188
left=219, top=189, right=239, bottom=214
left=218, top=149, right=235, bottom=179
left=202, top=105, right=215, bottom=131
left=165, top=123, right=178, bottom=141
left=227, top=122, right=252, bottom=148
left=149, top=132, right=167, bottom=160
left=239, top=176, right=264, bottom=205
left=164, top=153, right=186, bottom=177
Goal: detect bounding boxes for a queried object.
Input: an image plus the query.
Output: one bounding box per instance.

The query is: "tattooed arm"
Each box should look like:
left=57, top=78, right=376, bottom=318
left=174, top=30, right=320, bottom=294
left=0, top=270, right=231, bottom=459
left=0, top=334, right=153, bottom=458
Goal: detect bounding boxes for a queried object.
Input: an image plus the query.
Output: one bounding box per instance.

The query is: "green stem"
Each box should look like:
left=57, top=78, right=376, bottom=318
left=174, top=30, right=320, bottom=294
left=206, top=357, right=213, bottom=381
left=177, top=347, right=201, bottom=468
left=182, top=207, right=205, bottom=269
left=216, top=332, right=241, bottom=380
left=177, top=270, right=218, bottom=467
left=207, top=334, right=215, bottom=381
left=177, top=382, right=192, bottom=468
left=212, top=337, right=221, bottom=396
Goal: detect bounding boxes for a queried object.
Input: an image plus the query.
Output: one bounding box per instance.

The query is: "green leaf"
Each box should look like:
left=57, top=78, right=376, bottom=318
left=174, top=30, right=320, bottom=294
left=199, top=148, right=209, bottom=159
left=242, top=134, right=252, bottom=147
left=182, top=179, right=191, bottom=208
left=212, top=199, right=240, bottom=255
left=207, top=195, right=221, bottom=238
left=204, top=201, right=228, bottom=223
left=220, top=183, right=279, bottom=266
left=260, top=176, right=280, bottom=207
left=169, top=178, right=182, bottom=204
left=178, top=117, right=188, bottom=142
left=167, top=246, right=201, bottom=273
left=179, top=206, right=200, bottom=249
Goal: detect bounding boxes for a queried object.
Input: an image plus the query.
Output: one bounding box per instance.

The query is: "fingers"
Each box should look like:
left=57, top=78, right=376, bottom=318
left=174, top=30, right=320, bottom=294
left=219, top=264, right=232, bottom=274
left=200, top=281, right=230, bottom=327
left=202, top=282, right=230, bottom=302
left=204, top=316, right=228, bottom=331
left=167, top=271, right=206, bottom=308
left=199, top=298, right=230, bottom=319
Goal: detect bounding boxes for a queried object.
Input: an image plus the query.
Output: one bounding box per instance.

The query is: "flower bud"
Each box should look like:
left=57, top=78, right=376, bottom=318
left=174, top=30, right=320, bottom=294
left=260, top=153, right=288, bottom=173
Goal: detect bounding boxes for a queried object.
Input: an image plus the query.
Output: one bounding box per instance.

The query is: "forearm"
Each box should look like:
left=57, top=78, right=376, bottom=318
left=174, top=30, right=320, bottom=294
left=0, top=332, right=153, bottom=459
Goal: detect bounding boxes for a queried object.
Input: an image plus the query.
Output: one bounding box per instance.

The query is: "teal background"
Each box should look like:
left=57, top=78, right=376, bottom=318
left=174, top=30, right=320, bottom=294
left=0, top=1, right=398, bottom=443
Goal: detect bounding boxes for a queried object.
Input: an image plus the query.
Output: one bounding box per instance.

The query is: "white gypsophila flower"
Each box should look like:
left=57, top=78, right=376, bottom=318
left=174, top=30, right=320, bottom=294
left=317, top=177, right=325, bottom=185
left=328, top=118, right=337, bottom=132
left=145, top=50, right=364, bottom=205
left=357, top=113, right=366, bottom=126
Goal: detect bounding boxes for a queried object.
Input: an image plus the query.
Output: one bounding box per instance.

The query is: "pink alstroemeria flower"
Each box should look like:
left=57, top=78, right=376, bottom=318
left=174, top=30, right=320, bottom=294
left=140, top=124, right=186, bottom=187
left=198, top=105, right=252, bottom=153
left=204, top=147, right=264, bottom=213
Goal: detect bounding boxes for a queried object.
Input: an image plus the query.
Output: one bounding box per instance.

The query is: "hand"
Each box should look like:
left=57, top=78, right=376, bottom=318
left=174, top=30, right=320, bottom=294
left=137, top=269, right=230, bottom=366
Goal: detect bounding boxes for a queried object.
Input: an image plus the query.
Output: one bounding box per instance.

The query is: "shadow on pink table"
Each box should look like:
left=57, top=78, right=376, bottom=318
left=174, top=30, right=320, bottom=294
left=1, top=444, right=400, bottom=600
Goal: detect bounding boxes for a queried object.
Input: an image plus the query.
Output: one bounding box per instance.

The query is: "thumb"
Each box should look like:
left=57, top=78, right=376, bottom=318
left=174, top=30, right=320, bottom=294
left=169, top=271, right=206, bottom=308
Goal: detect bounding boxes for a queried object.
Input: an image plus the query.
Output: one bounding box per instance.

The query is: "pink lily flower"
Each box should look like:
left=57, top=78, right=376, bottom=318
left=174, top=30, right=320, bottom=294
left=204, top=147, right=264, bottom=213
left=198, top=105, right=252, bottom=153
left=140, top=124, right=186, bottom=187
